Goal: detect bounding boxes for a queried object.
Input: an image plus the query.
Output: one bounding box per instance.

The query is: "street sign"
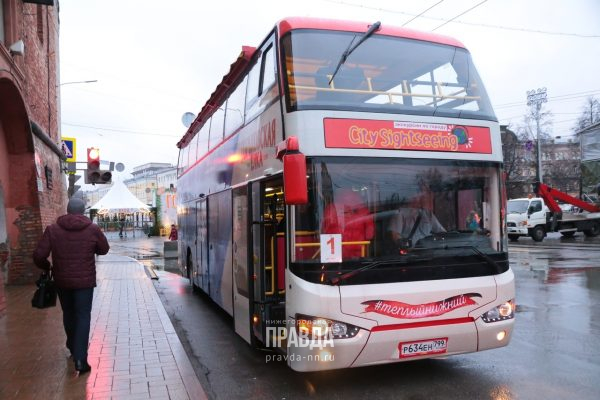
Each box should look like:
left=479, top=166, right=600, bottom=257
left=61, top=137, right=77, bottom=162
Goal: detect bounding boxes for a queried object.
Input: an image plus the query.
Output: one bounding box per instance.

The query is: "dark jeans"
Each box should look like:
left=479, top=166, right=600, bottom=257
left=56, top=287, right=94, bottom=361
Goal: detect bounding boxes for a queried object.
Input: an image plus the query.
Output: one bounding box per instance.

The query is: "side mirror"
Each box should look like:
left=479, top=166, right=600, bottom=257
left=283, top=152, right=308, bottom=205
left=277, top=136, right=308, bottom=205
left=527, top=206, right=534, bottom=215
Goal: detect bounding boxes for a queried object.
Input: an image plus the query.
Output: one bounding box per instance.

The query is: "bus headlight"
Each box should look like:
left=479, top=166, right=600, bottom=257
left=296, top=314, right=360, bottom=339
left=481, top=299, right=515, bottom=323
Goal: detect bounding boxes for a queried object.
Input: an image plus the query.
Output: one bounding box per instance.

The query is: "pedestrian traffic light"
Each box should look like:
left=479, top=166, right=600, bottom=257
left=85, top=147, right=112, bottom=184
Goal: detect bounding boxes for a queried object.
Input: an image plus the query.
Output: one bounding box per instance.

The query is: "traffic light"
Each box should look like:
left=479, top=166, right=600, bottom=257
left=85, top=147, right=112, bottom=184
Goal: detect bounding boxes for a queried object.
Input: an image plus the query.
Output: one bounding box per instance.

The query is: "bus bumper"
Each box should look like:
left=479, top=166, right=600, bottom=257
left=287, top=317, right=514, bottom=371
left=475, top=316, right=514, bottom=351
left=287, top=330, right=369, bottom=372
left=351, top=319, right=478, bottom=367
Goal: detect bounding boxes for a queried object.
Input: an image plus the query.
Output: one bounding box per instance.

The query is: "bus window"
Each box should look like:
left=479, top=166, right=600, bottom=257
left=291, top=157, right=506, bottom=283
left=176, top=148, right=183, bottom=177
left=209, top=108, right=225, bottom=149
left=181, top=145, right=189, bottom=172
left=197, top=121, right=210, bottom=159
left=189, top=133, right=199, bottom=166
left=246, top=56, right=262, bottom=110
left=225, top=77, right=247, bottom=136
left=281, top=31, right=495, bottom=121
left=260, top=45, right=276, bottom=95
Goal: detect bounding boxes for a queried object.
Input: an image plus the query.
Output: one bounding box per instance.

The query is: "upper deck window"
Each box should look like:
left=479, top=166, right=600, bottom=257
left=282, top=30, right=496, bottom=121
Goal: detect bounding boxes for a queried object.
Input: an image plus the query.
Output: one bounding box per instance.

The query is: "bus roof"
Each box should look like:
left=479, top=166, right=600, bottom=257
left=277, top=17, right=466, bottom=49
left=177, top=46, right=256, bottom=148
left=177, top=17, right=466, bottom=148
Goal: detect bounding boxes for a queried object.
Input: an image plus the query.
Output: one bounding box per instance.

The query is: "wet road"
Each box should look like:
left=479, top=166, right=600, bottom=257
left=149, top=241, right=600, bottom=400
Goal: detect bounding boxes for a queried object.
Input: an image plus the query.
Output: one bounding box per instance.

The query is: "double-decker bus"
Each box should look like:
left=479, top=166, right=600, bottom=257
left=176, top=17, right=514, bottom=372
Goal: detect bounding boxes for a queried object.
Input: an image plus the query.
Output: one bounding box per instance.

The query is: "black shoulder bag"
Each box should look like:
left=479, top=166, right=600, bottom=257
left=31, top=270, right=57, bottom=309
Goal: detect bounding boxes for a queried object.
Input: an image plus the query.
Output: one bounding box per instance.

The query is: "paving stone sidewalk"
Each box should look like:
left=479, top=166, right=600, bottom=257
left=0, top=254, right=206, bottom=400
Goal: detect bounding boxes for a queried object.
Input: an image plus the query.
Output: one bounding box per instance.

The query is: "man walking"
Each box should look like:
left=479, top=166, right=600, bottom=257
left=33, top=197, right=109, bottom=375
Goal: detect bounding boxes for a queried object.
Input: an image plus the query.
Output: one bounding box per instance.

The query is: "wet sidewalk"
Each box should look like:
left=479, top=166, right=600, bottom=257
left=0, top=254, right=206, bottom=400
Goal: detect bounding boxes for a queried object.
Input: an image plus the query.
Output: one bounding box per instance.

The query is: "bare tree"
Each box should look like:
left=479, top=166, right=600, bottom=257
left=572, top=96, right=600, bottom=133
left=501, top=124, right=542, bottom=198
left=542, top=142, right=580, bottom=196
left=522, top=105, right=554, bottom=141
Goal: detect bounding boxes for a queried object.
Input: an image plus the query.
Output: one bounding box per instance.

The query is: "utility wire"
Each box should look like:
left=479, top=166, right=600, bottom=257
left=432, top=0, right=489, bottom=32
left=495, top=89, right=600, bottom=109
left=322, top=0, right=600, bottom=38
left=62, top=122, right=180, bottom=138
left=402, top=0, right=445, bottom=27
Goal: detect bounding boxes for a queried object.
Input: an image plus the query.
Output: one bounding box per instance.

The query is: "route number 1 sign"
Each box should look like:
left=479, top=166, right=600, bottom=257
left=320, top=234, right=342, bottom=263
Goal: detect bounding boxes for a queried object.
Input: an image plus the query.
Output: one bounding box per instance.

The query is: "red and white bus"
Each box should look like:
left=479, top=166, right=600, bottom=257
left=176, top=17, right=514, bottom=371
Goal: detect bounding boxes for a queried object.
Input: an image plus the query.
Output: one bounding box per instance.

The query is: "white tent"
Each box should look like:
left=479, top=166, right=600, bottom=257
left=90, top=180, right=151, bottom=215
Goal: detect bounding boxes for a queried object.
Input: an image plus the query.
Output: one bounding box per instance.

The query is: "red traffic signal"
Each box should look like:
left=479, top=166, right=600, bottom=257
left=87, top=147, right=100, bottom=170
left=85, top=147, right=112, bottom=184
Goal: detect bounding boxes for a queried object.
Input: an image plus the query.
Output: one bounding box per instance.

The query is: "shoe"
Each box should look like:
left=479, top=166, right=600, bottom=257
left=74, top=360, right=91, bottom=374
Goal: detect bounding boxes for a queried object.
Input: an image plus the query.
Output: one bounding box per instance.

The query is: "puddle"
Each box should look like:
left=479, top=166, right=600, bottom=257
left=136, top=257, right=179, bottom=273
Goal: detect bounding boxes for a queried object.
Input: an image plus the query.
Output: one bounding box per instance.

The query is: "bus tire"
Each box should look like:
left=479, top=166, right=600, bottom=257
left=583, top=221, right=600, bottom=237
left=531, top=226, right=545, bottom=242
left=508, top=234, right=519, bottom=242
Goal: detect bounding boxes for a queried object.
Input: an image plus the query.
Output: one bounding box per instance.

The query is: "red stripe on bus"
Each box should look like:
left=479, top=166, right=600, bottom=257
left=371, top=317, right=474, bottom=332
left=277, top=17, right=465, bottom=48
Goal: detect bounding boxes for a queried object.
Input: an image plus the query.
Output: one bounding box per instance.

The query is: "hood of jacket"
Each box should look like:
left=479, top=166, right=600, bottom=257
left=56, top=214, right=93, bottom=231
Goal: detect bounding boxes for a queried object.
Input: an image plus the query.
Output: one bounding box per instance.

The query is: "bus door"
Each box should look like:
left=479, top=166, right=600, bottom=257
left=196, top=199, right=208, bottom=292
left=207, top=191, right=234, bottom=315
left=232, top=185, right=252, bottom=343
left=250, top=178, right=286, bottom=348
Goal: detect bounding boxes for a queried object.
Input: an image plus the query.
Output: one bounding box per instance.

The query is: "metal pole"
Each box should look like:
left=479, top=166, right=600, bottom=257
left=536, top=104, right=543, bottom=183
left=527, top=88, right=548, bottom=184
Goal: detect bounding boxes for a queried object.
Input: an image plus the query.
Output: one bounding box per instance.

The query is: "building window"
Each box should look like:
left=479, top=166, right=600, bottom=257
left=44, top=166, right=53, bottom=190
left=37, top=5, right=44, bottom=42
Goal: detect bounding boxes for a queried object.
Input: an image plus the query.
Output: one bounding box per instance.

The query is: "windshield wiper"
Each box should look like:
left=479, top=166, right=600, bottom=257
left=329, top=253, right=424, bottom=285
left=436, top=245, right=503, bottom=273
left=328, top=21, right=381, bottom=85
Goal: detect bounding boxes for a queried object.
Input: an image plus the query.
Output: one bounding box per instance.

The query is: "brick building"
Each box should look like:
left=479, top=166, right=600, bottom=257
left=0, top=0, right=66, bottom=285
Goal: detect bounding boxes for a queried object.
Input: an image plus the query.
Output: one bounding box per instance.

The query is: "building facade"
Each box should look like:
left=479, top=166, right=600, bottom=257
left=501, top=126, right=581, bottom=199
left=0, top=0, right=66, bottom=285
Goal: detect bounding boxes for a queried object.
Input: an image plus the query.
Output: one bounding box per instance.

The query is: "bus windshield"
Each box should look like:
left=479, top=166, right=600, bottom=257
left=282, top=30, right=495, bottom=121
left=291, top=157, right=507, bottom=285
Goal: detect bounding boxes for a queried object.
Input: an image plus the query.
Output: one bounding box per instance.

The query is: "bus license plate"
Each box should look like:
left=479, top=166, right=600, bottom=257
left=399, top=338, right=448, bottom=359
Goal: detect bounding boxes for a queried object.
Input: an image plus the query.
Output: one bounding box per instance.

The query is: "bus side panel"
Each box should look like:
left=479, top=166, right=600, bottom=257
left=207, top=190, right=234, bottom=316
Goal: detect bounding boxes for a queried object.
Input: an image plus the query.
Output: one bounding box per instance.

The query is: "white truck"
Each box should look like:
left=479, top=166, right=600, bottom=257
left=506, top=183, right=600, bottom=242
left=507, top=197, right=549, bottom=241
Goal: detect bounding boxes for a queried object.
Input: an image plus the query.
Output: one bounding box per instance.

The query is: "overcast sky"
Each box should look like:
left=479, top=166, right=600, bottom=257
left=58, top=0, right=600, bottom=182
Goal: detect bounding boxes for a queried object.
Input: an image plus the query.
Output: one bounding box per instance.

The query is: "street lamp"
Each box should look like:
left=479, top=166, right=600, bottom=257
left=527, top=88, right=548, bottom=184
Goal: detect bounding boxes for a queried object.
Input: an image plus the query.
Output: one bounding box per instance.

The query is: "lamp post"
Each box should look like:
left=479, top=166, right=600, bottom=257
left=527, top=88, right=548, bottom=184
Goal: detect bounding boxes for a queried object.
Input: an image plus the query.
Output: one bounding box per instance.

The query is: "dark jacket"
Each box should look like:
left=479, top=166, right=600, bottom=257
left=33, top=214, right=110, bottom=289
